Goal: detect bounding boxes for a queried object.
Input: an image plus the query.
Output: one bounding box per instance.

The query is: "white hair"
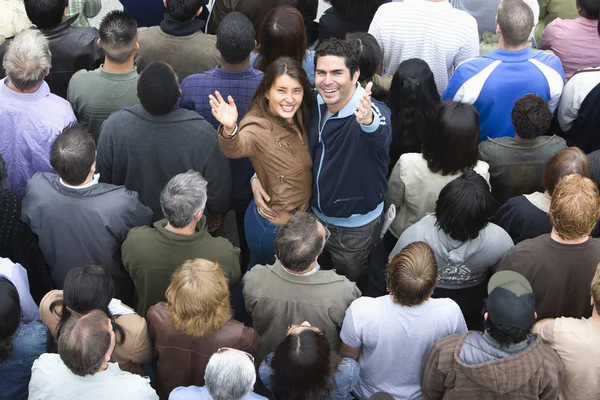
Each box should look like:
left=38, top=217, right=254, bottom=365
left=3, top=28, right=51, bottom=91
left=205, top=350, right=256, bottom=400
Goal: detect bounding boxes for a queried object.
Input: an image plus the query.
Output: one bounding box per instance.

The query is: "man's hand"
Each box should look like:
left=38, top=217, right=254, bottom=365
left=209, top=91, right=239, bottom=133
left=354, top=82, right=374, bottom=125
left=251, top=177, right=279, bottom=220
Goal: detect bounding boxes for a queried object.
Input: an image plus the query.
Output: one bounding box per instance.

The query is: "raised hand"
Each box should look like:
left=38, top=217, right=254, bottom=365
left=354, top=81, right=374, bottom=125
left=209, top=91, right=238, bottom=133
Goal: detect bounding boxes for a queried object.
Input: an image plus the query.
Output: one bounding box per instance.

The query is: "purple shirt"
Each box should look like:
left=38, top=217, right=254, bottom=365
left=541, top=17, right=600, bottom=80
left=0, top=78, right=75, bottom=196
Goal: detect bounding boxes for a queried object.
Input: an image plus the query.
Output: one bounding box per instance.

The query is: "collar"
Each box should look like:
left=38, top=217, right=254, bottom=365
left=269, top=260, right=346, bottom=284
left=154, top=217, right=209, bottom=242
left=316, top=83, right=363, bottom=119
left=488, top=47, right=535, bottom=62
left=160, top=15, right=206, bottom=37
left=282, top=261, right=321, bottom=276
left=1, top=78, right=51, bottom=102
left=97, top=66, right=139, bottom=81
left=59, top=173, right=100, bottom=189
left=210, top=66, right=259, bottom=79
left=42, top=15, right=77, bottom=36
left=524, top=191, right=551, bottom=213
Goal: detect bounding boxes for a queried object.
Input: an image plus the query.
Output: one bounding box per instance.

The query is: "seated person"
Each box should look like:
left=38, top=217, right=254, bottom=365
left=39, top=265, right=153, bottom=375
left=391, top=171, right=513, bottom=328
left=259, top=321, right=359, bottom=400
left=29, top=310, right=158, bottom=399
left=170, top=348, right=267, bottom=400
left=147, top=259, right=260, bottom=399
left=421, top=271, right=564, bottom=398
left=479, top=94, right=566, bottom=204
left=498, top=174, right=600, bottom=320
left=0, top=277, right=49, bottom=400
left=122, top=171, right=240, bottom=316
left=494, top=147, right=591, bottom=244
left=340, top=242, right=467, bottom=399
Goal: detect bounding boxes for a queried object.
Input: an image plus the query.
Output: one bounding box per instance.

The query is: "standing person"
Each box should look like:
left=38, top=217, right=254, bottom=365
left=319, top=0, right=389, bottom=41
left=65, top=0, right=101, bottom=28
left=210, top=57, right=312, bottom=268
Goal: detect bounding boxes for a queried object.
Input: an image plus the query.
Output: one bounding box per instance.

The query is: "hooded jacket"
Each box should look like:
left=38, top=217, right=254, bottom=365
left=421, top=332, right=564, bottom=400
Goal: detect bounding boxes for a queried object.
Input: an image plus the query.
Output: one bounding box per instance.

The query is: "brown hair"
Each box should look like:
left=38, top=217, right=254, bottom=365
left=542, top=147, right=590, bottom=195
left=549, top=174, right=600, bottom=240
left=166, top=259, right=232, bottom=337
left=386, top=242, right=438, bottom=307
left=592, top=263, right=600, bottom=312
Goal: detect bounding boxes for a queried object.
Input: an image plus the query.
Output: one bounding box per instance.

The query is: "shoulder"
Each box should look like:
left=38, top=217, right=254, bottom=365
left=136, top=26, right=160, bottom=39
left=427, top=297, right=464, bottom=317
left=240, top=112, right=275, bottom=131
left=529, top=50, right=563, bottom=71
left=48, top=93, right=74, bottom=112
left=474, top=160, right=490, bottom=174
left=399, top=152, right=427, bottom=168
left=244, top=264, right=273, bottom=282
left=433, top=332, right=464, bottom=352
left=71, top=26, right=100, bottom=41
left=346, top=295, right=383, bottom=316
left=69, top=68, right=96, bottom=83
left=535, top=339, right=564, bottom=370
left=124, top=226, right=155, bottom=242
left=454, top=55, right=496, bottom=75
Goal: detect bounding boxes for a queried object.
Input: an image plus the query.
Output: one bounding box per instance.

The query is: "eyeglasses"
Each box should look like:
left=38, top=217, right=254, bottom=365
left=216, top=347, right=255, bottom=363
left=286, top=324, right=325, bottom=336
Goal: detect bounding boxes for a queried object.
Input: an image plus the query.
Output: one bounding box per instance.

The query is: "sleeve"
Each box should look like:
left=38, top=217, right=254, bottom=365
left=385, top=160, right=406, bottom=211
left=420, top=341, right=449, bottom=400
left=97, top=121, right=114, bottom=184
left=145, top=307, right=160, bottom=358
left=532, top=319, right=557, bottom=346
left=217, top=120, right=268, bottom=159
left=557, top=79, right=579, bottom=132
left=339, top=303, right=363, bottom=349
left=492, top=199, right=524, bottom=244
left=240, top=327, right=261, bottom=359
left=538, top=0, right=550, bottom=20
left=496, top=251, right=513, bottom=272
left=242, top=272, right=258, bottom=315
left=443, top=65, right=470, bottom=102
left=539, top=20, right=557, bottom=50
left=128, top=316, right=154, bottom=364
left=546, top=57, right=566, bottom=112
left=83, top=0, right=102, bottom=18
left=390, top=223, right=420, bottom=259
left=67, top=76, right=81, bottom=119
left=202, top=143, right=232, bottom=215
left=218, top=241, right=241, bottom=288
left=359, top=102, right=393, bottom=149
left=0, top=261, right=39, bottom=323
left=453, top=19, right=480, bottom=68
left=454, top=307, right=468, bottom=334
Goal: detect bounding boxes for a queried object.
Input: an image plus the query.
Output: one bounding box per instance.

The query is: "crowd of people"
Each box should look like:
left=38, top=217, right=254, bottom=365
left=1, top=0, right=600, bottom=399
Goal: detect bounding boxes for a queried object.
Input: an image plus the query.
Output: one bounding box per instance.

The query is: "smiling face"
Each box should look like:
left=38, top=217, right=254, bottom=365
left=315, top=55, right=360, bottom=114
left=265, top=73, right=305, bottom=123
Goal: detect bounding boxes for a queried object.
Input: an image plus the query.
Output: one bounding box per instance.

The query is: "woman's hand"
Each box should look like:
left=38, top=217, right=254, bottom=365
left=251, top=177, right=279, bottom=220
left=209, top=91, right=238, bottom=133
left=355, top=82, right=374, bottom=125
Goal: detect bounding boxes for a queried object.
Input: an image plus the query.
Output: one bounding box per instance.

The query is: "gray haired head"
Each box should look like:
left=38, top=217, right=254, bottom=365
left=160, top=170, right=208, bottom=228
left=3, top=29, right=51, bottom=92
left=205, top=350, right=256, bottom=400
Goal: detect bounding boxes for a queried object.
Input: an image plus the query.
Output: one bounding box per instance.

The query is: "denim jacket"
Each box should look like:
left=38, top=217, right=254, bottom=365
left=0, top=322, right=50, bottom=400
left=259, top=353, right=360, bottom=400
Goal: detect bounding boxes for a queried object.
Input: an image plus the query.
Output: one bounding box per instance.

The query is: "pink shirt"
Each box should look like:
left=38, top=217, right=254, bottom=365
left=541, top=17, right=600, bottom=80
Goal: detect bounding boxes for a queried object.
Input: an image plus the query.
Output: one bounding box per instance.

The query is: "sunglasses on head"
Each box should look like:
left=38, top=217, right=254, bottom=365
left=216, top=347, right=255, bottom=363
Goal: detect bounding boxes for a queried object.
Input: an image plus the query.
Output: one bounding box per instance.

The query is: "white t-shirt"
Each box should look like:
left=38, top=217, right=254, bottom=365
left=340, top=295, right=467, bottom=399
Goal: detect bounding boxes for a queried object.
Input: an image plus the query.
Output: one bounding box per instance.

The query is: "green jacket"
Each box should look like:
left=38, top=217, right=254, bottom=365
left=535, top=0, right=578, bottom=44
left=122, top=217, right=241, bottom=316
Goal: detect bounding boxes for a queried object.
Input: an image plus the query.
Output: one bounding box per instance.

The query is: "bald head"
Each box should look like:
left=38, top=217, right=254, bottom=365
left=497, top=0, right=534, bottom=47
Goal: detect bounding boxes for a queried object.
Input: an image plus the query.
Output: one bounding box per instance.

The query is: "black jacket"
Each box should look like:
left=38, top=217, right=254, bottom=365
left=559, top=80, right=600, bottom=153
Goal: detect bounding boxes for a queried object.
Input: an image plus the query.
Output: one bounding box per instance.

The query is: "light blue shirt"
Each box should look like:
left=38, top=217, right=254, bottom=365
left=169, top=386, right=267, bottom=400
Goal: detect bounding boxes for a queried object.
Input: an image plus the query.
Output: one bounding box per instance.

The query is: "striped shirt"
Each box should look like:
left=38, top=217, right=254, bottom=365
left=369, top=0, right=479, bottom=95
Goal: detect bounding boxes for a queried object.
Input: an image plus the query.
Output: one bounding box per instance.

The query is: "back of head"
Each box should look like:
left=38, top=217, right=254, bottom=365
left=166, top=0, right=203, bottom=22
left=435, top=170, right=496, bottom=242
left=137, top=62, right=180, bottom=116
left=0, top=277, right=20, bottom=362
left=256, top=6, right=307, bottom=72
left=386, top=242, right=438, bottom=306
left=217, top=12, right=255, bottom=65
left=160, top=170, right=208, bottom=228
left=3, top=28, right=51, bottom=92
left=24, top=0, right=68, bottom=30
left=274, top=213, right=325, bottom=272
left=99, top=11, right=138, bottom=64
left=205, top=350, right=256, bottom=400
left=497, top=0, right=534, bottom=47
left=50, top=123, right=96, bottom=186
left=329, top=0, right=389, bottom=23
left=166, top=259, right=231, bottom=336
left=549, top=174, right=600, bottom=240
left=315, top=37, right=360, bottom=77
left=576, top=0, right=600, bottom=35
left=346, top=32, right=382, bottom=84
left=422, top=101, right=479, bottom=175
left=542, top=147, right=590, bottom=194
left=58, top=310, right=112, bottom=376
left=511, top=94, right=552, bottom=139
left=592, top=263, right=600, bottom=313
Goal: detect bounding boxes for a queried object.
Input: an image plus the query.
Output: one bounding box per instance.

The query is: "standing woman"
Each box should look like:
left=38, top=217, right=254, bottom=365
left=210, top=57, right=313, bottom=269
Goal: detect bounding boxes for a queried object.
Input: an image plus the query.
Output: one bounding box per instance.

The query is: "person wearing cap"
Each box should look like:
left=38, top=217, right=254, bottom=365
left=533, top=263, right=600, bottom=400
left=497, top=173, right=600, bottom=320
left=421, top=270, right=564, bottom=399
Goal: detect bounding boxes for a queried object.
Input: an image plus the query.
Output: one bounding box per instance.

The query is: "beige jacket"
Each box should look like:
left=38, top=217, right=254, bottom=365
left=39, top=290, right=153, bottom=375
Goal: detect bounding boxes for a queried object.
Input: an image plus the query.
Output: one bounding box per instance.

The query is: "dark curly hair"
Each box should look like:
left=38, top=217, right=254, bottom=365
left=328, top=0, right=389, bottom=24
left=511, top=94, right=552, bottom=139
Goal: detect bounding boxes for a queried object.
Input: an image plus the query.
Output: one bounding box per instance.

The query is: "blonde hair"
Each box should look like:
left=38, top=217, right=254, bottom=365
left=549, top=174, right=600, bottom=240
left=166, top=259, right=232, bottom=337
left=592, top=264, right=600, bottom=313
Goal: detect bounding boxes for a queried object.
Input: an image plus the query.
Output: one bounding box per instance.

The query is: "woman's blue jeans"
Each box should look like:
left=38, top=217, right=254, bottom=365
left=244, top=199, right=280, bottom=271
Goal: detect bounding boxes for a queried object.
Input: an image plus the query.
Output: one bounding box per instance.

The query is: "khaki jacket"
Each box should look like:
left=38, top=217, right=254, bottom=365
left=39, top=290, right=153, bottom=375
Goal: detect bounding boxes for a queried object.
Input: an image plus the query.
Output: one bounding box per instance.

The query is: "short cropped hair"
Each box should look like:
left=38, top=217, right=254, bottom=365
left=205, top=350, right=256, bottom=400
left=24, top=0, right=68, bottom=30
left=435, top=170, right=496, bottom=242
left=216, top=12, right=255, bottom=64
left=3, top=29, right=51, bottom=92
left=50, top=123, right=96, bottom=185
left=386, top=242, right=438, bottom=307
left=497, top=0, right=534, bottom=47
left=137, top=62, right=180, bottom=116
left=166, top=259, right=231, bottom=336
left=592, top=264, right=600, bottom=312
left=99, top=11, right=138, bottom=64
left=58, top=310, right=112, bottom=376
left=160, top=170, right=208, bottom=228
left=166, top=0, right=203, bottom=22
left=511, top=94, right=552, bottom=139
left=549, top=174, right=600, bottom=240
left=274, top=213, right=325, bottom=272
left=315, top=38, right=360, bottom=77
left=542, top=147, right=590, bottom=194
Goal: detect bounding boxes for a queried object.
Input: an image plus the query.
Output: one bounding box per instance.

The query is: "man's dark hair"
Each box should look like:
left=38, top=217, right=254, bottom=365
left=497, top=0, right=534, bottom=47
left=137, top=62, right=180, bottom=116
left=274, top=213, right=325, bottom=272
left=329, top=0, right=389, bottom=24
left=99, top=11, right=138, bottom=64
left=166, top=0, right=203, bottom=22
left=484, top=316, right=528, bottom=347
left=216, top=12, right=255, bottom=64
left=24, top=0, right=69, bottom=30
left=435, top=170, right=497, bottom=242
left=50, top=123, right=96, bottom=186
left=577, top=0, right=600, bottom=35
left=511, top=94, right=552, bottom=139
left=315, top=38, right=360, bottom=77
left=58, top=310, right=112, bottom=376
